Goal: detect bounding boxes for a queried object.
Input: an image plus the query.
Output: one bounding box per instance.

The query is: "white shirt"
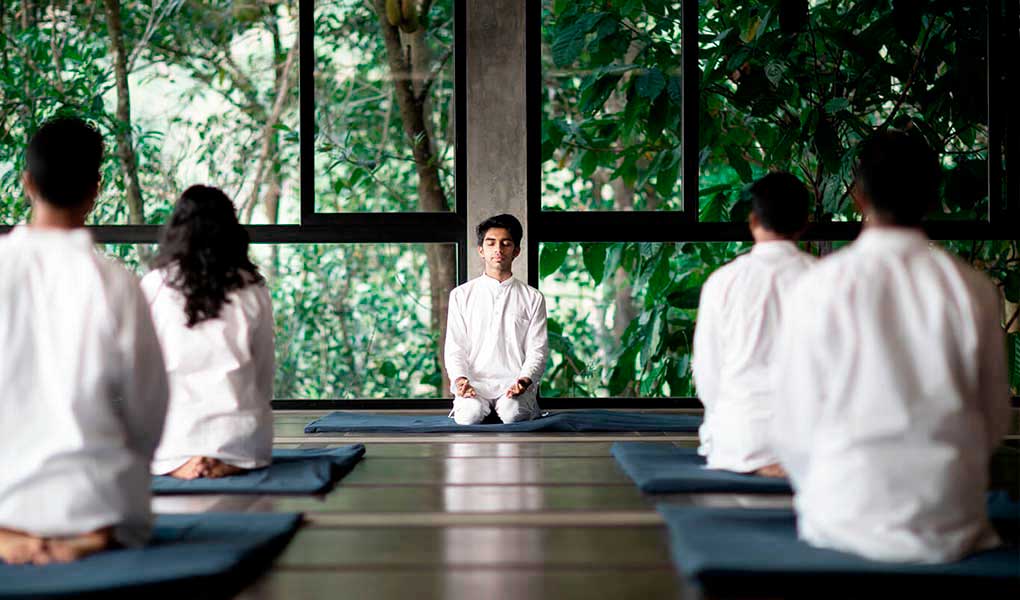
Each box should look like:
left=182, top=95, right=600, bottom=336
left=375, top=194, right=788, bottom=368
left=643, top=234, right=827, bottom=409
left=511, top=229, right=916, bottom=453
left=142, top=269, right=275, bottom=475
left=771, top=228, right=1009, bottom=563
left=0, top=226, right=168, bottom=547
left=444, top=275, right=548, bottom=399
left=692, top=241, right=816, bottom=472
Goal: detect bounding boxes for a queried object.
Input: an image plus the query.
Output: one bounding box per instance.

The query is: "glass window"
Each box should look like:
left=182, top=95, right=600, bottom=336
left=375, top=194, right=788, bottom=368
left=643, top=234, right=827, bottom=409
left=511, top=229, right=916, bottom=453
left=102, top=242, right=457, bottom=400
left=542, top=0, right=684, bottom=211
left=1, top=3, right=301, bottom=226
left=539, top=241, right=754, bottom=397
left=699, top=1, right=991, bottom=222
left=313, top=0, right=455, bottom=213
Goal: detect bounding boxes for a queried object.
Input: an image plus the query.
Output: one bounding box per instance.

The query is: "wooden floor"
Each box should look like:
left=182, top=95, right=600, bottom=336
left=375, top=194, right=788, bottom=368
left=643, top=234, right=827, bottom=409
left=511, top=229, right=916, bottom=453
left=150, top=410, right=1018, bottom=600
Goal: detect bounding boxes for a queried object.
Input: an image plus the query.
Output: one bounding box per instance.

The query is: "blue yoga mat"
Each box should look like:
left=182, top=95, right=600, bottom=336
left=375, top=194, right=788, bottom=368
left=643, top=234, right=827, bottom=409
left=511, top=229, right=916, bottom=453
left=304, top=410, right=702, bottom=433
left=658, top=505, right=1020, bottom=598
left=152, top=445, right=365, bottom=495
left=0, top=512, right=301, bottom=599
left=611, top=442, right=793, bottom=494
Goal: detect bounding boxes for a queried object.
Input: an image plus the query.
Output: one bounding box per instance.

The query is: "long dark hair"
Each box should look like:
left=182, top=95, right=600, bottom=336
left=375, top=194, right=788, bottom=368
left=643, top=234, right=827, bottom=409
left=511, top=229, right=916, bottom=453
left=151, top=185, right=264, bottom=327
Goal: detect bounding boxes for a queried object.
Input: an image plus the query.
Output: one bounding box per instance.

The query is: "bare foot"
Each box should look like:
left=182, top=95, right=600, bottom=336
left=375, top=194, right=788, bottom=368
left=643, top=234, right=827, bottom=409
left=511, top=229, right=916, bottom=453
left=0, top=528, right=45, bottom=565
left=204, top=459, right=247, bottom=479
left=166, top=456, right=216, bottom=479
left=41, top=528, right=114, bottom=564
left=755, top=464, right=788, bottom=478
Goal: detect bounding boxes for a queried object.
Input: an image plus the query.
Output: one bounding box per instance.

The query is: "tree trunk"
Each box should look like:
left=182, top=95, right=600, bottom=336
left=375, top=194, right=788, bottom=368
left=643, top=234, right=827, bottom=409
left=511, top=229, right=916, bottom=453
left=373, top=0, right=456, bottom=396
left=103, top=0, right=145, bottom=225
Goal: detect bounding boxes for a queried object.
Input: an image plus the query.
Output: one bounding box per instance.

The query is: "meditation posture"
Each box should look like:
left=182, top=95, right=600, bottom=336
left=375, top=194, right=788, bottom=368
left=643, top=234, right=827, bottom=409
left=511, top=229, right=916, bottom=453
left=0, top=117, right=169, bottom=564
left=445, top=214, right=548, bottom=424
left=771, top=130, right=1009, bottom=563
left=692, top=172, right=815, bottom=477
left=143, top=186, right=275, bottom=479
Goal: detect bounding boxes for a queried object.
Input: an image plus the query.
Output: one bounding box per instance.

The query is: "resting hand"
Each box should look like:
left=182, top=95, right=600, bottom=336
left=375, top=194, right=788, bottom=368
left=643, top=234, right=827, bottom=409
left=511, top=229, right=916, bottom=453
left=455, top=377, right=477, bottom=398
left=506, top=378, right=532, bottom=398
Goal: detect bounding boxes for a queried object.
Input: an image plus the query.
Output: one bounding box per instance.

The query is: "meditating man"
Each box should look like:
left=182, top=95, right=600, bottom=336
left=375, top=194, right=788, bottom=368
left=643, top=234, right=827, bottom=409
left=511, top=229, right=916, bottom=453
left=692, top=171, right=815, bottom=477
left=445, top=214, right=548, bottom=424
left=771, top=130, right=1009, bottom=563
left=0, top=117, right=169, bottom=564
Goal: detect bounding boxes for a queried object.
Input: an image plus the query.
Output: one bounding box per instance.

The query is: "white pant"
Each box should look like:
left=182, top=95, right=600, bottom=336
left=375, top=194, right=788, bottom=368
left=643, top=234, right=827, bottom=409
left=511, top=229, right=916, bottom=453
left=451, top=387, right=539, bottom=425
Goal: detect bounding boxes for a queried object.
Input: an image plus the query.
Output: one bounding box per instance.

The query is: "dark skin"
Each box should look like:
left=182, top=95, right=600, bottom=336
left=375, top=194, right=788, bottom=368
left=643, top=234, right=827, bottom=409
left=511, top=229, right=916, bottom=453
left=454, top=227, right=533, bottom=399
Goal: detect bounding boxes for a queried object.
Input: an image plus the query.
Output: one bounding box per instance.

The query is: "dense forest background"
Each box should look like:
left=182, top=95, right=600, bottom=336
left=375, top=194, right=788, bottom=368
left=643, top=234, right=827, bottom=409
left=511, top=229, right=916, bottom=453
left=1, top=0, right=1016, bottom=399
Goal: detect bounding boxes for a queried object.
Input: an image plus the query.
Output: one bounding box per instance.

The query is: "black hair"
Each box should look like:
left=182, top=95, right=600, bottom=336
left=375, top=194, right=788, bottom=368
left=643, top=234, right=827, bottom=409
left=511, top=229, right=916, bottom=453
left=476, top=214, right=523, bottom=247
left=25, top=116, right=104, bottom=208
left=745, top=171, right=810, bottom=236
left=151, top=185, right=264, bottom=327
left=855, top=129, right=940, bottom=226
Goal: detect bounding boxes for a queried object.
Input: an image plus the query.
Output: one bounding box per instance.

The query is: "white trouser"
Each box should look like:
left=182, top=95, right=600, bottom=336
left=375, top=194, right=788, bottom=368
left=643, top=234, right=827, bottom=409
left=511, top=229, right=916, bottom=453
left=450, top=386, right=539, bottom=425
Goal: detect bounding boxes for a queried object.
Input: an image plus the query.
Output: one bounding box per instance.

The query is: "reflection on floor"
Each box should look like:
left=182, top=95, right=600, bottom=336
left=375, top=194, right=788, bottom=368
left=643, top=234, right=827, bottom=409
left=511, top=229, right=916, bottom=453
left=152, top=410, right=1016, bottom=600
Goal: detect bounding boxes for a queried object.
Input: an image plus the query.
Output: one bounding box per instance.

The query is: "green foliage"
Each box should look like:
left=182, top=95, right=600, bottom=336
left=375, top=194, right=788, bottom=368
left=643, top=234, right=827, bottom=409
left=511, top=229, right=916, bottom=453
left=540, top=241, right=749, bottom=397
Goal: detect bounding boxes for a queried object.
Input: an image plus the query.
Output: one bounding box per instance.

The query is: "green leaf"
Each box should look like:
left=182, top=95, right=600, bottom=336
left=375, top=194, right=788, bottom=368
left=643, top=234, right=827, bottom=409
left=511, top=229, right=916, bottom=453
left=608, top=344, right=639, bottom=395
left=380, top=361, right=398, bottom=378
left=1004, top=271, right=1020, bottom=303
left=648, top=250, right=674, bottom=300
left=724, top=145, right=753, bottom=183
left=666, top=75, right=682, bottom=104
left=700, top=191, right=728, bottom=222
left=582, top=243, right=609, bottom=285
left=540, top=243, right=569, bottom=279
left=1009, top=332, right=1020, bottom=394
left=579, top=150, right=599, bottom=179
left=636, top=67, right=666, bottom=100
left=654, top=151, right=680, bottom=198
left=824, top=98, right=850, bottom=114
left=579, top=73, right=622, bottom=115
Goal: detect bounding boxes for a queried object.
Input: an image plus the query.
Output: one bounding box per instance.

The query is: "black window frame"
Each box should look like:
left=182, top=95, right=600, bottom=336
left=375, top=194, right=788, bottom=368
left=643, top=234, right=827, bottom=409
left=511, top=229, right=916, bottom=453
left=527, top=0, right=1019, bottom=409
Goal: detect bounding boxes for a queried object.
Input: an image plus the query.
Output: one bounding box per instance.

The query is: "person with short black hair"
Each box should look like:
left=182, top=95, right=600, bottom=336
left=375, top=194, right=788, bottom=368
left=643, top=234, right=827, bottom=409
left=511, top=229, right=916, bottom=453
left=692, top=171, right=815, bottom=477
left=0, top=117, right=169, bottom=564
left=445, top=214, right=548, bottom=424
left=143, top=185, right=275, bottom=480
left=770, top=129, right=1009, bottom=563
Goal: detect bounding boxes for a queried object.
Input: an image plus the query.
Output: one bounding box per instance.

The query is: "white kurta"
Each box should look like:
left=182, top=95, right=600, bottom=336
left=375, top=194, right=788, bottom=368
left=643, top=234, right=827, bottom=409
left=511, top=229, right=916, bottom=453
left=771, top=228, right=1009, bottom=563
left=444, top=275, right=548, bottom=423
left=142, top=269, right=275, bottom=475
left=692, top=241, right=816, bottom=472
left=0, top=227, right=168, bottom=547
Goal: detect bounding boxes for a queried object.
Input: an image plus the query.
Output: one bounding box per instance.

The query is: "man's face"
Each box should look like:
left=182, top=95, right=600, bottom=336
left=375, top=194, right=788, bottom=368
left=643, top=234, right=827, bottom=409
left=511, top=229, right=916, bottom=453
left=478, top=227, right=519, bottom=270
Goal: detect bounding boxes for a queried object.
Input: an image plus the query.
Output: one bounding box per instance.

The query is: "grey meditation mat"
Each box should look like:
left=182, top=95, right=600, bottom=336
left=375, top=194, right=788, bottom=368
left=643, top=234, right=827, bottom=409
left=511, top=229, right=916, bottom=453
left=151, top=445, right=366, bottom=495
left=611, top=441, right=792, bottom=493
left=0, top=512, right=301, bottom=599
left=658, top=505, right=1019, bottom=598
left=304, top=410, right=702, bottom=433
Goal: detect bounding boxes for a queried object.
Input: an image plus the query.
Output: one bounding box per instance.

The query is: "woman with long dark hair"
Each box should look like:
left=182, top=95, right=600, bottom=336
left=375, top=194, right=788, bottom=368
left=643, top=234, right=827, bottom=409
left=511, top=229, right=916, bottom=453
left=142, top=185, right=274, bottom=479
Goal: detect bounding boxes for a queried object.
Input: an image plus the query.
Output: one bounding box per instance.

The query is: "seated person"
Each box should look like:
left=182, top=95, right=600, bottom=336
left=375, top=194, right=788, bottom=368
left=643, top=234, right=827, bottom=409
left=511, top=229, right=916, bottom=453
left=692, top=171, right=815, bottom=477
left=445, top=214, right=548, bottom=424
left=143, top=186, right=274, bottom=480
left=771, top=130, right=1009, bottom=563
left=0, top=117, right=168, bottom=564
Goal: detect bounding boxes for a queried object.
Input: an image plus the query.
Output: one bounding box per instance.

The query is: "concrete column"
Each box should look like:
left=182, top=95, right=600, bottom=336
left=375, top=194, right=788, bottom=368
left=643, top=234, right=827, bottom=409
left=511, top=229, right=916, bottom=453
left=465, top=0, right=529, bottom=281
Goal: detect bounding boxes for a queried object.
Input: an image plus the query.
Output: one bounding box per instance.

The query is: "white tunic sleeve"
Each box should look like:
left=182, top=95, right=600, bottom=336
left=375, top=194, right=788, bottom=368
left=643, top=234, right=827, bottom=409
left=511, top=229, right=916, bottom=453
left=691, top=277, right=722, bottom=410
left=115, top=279, right=169, bottom=458
left=252, top=284, right=276, bottom=406
left=444, top=289, right=471, bottom=390
left=517, top=293, right=548, bottom=383
left=769, top=279, right=829, bottom=483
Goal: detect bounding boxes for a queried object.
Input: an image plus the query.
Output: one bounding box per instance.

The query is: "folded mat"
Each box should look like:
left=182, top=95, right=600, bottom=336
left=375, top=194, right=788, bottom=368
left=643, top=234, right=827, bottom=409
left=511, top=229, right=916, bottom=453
left=152, top=444, right=365, bottom=495
left=0, top=512, right=301, bottom=599
left=658, top=505, right=1020, bottom=598
left=304, top=410, right=702, bottom=433
left=611, top=441, right=793, bottom=494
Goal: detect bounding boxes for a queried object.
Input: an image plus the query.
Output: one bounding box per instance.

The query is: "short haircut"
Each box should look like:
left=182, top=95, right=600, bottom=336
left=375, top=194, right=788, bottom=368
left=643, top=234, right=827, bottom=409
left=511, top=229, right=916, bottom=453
left=476, top=214, right=523, bottom=247
left=26, top=117, right=104, bottom=208
left=855, top=130, right=940, bottom=226
left=745, top=171, right=810, bottom=236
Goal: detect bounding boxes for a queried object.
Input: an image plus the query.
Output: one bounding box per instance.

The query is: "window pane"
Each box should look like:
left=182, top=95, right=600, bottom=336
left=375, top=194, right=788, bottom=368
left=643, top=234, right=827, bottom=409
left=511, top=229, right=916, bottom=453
left=102, top=242, right=457, bottom=400
left=539, top=241, right=754, bottom=397
left=314, top=0, right=455, bottom=212
left=0, top=3, right=300, bottom=226
left=699, top=2, right=991, bottom=222
left=542, top=1, right=684, bottom=211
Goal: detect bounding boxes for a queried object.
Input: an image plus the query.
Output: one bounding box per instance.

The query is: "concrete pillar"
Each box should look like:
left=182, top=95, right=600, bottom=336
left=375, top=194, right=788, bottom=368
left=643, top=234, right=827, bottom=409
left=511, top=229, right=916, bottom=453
left=465, top=0, right=529, bottom=281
